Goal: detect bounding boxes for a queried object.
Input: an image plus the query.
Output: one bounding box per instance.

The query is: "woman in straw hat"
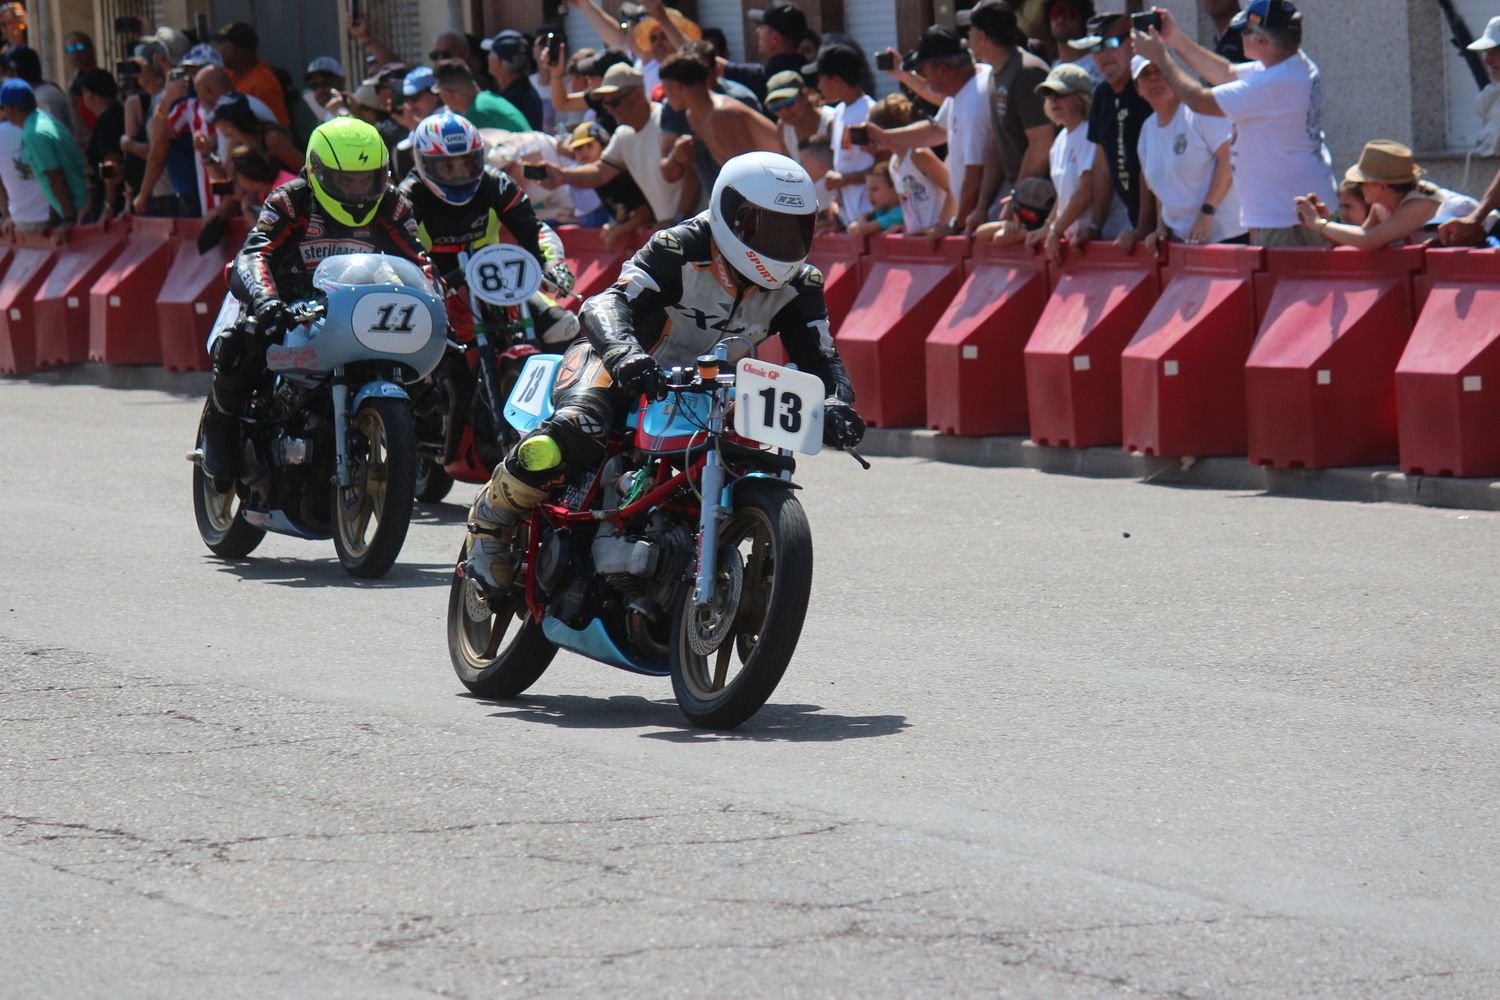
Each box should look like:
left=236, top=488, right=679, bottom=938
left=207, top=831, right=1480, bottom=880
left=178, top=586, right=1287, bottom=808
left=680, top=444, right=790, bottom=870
left=1295, top=139, right=1477, bottom=249
left=570, top=0, right=700, bottom=97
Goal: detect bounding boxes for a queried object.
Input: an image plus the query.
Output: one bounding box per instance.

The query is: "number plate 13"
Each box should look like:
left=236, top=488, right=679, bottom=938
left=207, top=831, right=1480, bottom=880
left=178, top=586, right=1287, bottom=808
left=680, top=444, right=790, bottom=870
left=733, top=358, right=825, bottom=455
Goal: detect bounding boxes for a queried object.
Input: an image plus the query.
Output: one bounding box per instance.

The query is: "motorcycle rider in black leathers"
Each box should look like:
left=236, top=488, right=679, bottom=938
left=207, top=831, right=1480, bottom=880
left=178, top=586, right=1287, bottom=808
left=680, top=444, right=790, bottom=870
left=199, top=117, right=437, bottom=487
left=465, top=151, right=866, bottom=592
left=396, top=111, right=578, bottom=346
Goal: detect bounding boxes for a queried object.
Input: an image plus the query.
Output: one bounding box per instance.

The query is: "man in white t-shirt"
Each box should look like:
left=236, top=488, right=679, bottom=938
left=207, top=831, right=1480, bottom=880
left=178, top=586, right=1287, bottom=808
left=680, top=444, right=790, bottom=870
left=806, top=44, right=874, bottom=224
left=0, top=116, right=53, bottom=232
left=864, top=27, right=992, bottom=241
left=543, top=63, right=687, bottom=224
left=1133, top=0, right=1334, bottom=247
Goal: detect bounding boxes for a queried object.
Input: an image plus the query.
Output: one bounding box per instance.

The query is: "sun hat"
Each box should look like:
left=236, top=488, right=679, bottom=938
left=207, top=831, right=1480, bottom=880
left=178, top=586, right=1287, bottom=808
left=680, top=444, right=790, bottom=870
left=1343, top=140, right=1421, bottom=186
left=632, top=7, right=701, bottom=52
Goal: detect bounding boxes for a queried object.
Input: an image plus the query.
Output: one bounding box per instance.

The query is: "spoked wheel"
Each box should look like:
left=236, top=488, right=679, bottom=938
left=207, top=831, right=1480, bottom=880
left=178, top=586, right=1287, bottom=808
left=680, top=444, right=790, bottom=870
left=191, top=404, right=264, bottom=559
left=415, top=458, right=454, bottom=503
left=446, top=538, right=557, bottom=697
left=670, top=484, right=813, bottom=729
left=332, top=398, right=417, bottom=578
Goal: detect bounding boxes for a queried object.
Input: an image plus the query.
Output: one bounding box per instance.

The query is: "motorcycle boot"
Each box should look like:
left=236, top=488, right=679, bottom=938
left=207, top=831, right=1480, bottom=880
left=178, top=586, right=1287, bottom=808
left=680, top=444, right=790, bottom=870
left=465, top=434, right=563, bottom=592
left=200, top=327, right=260, bottom=490
left=530, top=292, right=581, bottom=347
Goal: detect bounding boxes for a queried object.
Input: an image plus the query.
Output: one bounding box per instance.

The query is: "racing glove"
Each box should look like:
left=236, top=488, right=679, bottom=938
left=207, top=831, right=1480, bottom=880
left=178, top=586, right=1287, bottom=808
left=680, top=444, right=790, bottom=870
left=611, top=351, right=667, bottom=401
left=542, top=259, right=576, bottom=297
left=823, top=399, right=866, bottom=449
left=253, top=297, right=291, bottom=336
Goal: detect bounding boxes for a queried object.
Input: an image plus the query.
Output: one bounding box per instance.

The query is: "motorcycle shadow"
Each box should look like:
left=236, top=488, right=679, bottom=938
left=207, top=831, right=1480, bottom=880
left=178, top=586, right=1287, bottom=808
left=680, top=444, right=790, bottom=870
left=206, top=556, right=455, bottom=589
left=409, top=500, right=472, bottom=527
left=470, top=692, right=909, bottom=743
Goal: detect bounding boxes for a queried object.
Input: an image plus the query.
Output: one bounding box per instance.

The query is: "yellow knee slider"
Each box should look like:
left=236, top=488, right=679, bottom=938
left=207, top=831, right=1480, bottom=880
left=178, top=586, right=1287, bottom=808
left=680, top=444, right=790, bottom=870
left=516, top=434, right=564, bottom=473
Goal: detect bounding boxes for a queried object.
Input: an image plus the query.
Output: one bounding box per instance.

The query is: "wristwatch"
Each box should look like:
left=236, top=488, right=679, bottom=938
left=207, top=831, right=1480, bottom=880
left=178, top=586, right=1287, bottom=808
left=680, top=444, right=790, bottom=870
left=1200, top=202, right=1216, bottom=216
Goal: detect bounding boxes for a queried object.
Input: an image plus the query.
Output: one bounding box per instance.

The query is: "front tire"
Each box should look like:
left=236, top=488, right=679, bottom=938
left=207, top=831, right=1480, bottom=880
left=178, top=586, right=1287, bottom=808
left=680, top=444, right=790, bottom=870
left=192, top=404, right=264, bottom=559
left=670, top=485, right=813, bottom=729
left=332, top=397, right=417, bottom=578
left=447, top=538, right=557, bottom=697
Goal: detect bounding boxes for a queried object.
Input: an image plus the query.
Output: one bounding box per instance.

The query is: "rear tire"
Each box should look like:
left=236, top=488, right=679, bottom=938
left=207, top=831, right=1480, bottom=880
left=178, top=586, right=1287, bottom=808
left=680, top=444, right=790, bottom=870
left=447, top=538, right=557, bottom=697
left=332, top=397, right=417, bottom=579
left=670, top=485, right=812, bottom=729
left=415, top=458, right=454, bottom=503
left=192, top=404, right=264, bottom=559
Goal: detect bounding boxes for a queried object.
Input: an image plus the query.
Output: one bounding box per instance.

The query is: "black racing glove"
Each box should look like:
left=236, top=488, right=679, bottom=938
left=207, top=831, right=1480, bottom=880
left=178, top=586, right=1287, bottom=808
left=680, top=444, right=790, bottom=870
left=253, top=297, right=291, bottom=336
left=612, top=351, right=667, bottom=401
left=823, top=399, right=865, bottom=449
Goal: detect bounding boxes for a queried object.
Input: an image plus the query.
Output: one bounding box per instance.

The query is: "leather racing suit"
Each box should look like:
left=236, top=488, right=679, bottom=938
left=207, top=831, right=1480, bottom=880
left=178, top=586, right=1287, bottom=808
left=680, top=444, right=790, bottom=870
left=466, top=215, right=859, bottom=590
left=207, top=178, right=438, bottom=428
left=397, top=165, right=579, bottom=347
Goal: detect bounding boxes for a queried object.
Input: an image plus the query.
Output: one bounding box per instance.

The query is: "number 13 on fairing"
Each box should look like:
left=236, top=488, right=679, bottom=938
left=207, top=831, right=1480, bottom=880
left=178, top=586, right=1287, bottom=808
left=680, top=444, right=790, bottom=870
left=733, top=358, right=825, bottom=455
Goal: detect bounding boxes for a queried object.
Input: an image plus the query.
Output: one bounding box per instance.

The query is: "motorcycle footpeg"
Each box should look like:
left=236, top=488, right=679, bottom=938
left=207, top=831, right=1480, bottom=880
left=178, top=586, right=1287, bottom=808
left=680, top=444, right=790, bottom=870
left=185, top=448, right=204, bottom=464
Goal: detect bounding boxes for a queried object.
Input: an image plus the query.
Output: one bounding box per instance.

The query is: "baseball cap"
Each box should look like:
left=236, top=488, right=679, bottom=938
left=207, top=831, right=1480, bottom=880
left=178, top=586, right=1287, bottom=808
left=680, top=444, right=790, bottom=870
left=208, top=91, right=257, bottom=128
left=913, top=25, right=965, bottom=66
left=802, top=44, right=866, bottom=85
left=764, top=69, right=806, bottom=105
left=591, top=61, right=645, bottom=96
left=216, top=21, right=259, bottom=50
left=144, top=25, right=190, bottom=64
left=482, top=29, right=530, bottom=62
left=402, top=66, right=436, bottom=96
left=1230, top=0, right=1298, bottom=31
left=1012, top=176, right=1057, bottom=228
left=568, top=121, right=608, bottom=148
left=1034, top=61, right=1094, bottom=97
left=748, top=2, right=808, bottom=39
left=1068, top=12, right=1127, bottom=50
left=182, top=43, right=224, bottom=68
left=959, top=0, right=1028, bottom=46
left=1128, top=54, right=1153, bottom=79
left=306, top=56, right=345, bottom=80
left=1469, top=16, right=1500, bottom=51
left=0, top=77, right=34, bottom=108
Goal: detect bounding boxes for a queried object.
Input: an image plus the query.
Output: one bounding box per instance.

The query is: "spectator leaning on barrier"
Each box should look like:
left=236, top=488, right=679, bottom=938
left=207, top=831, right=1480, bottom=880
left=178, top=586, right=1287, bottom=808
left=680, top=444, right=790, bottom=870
left=1073, top=14, right=1154, bottom=239
left=1133, top=0, right=1335, bottom=248
left=79, top=68, right=126, bottom=221
left=1025, top=62, right=1127, bottom=261
left=846, top=158, right=906, bottom=235
left=1200, top=0, right=1247, bottom=64
left=807, top=45, right=875, bottom=226
left=659, top=49, right=781, bottom=194
left=1117, top=53, right=1243, bottom=254
left=542, top=62, right=687, bottom=225
left=963, top=1, right=1054, bottom=232
left=63, top=31, right=98, bottom=142
left=0, top=79, right=87, bottom=234
left=6, top=47, right=71, bottom=128
left=1295, top=140, right=1478, bottom=250
left=866, top=92, right=954, bottom=236
left=567, top=120, right=648, bottom=237
left=433, top=59, right=529, bottom=133
left=120, top=52, right=172, bottom=213
left=214, top=22, right=289, bottom=127
left=483, top=30, right=544, bottom=130
left=766, top=69, right=834, bottom=208
left=0, top=78, right=52, bottom=233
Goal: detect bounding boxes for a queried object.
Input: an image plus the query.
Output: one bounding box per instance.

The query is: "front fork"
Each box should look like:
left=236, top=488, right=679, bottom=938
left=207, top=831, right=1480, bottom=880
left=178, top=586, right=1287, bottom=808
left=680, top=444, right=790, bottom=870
left=331, top=376, right=352, bottom=489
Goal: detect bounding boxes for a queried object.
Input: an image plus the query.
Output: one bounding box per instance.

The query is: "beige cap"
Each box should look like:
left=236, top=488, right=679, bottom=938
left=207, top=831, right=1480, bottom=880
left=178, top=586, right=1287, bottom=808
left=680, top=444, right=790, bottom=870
left=1035, top=62, right=1094, bottom=98
left=591, top=61, right=645, bottom=97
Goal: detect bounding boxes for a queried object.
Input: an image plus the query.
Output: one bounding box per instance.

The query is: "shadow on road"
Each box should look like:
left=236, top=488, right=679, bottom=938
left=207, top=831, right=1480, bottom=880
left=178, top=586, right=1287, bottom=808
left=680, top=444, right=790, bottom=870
left=207, top=556, right=453, bottom=589
left=469, top=692, right=909, bottom=743
left=410, top=501, right=471, bottom=527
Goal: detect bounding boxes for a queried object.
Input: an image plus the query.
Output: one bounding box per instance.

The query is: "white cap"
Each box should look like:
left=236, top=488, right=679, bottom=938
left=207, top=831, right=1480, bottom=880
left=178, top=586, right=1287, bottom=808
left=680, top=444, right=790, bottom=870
left=1469, top=16, right=1500, bottom=52
left=306, top=56, right=345, bottom=78
left=1129, top=54, right=1151, bottom=79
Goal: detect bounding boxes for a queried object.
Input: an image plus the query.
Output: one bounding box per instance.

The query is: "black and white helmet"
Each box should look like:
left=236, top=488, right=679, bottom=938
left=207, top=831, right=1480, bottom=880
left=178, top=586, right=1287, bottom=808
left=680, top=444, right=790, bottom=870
left=709, top=151, right=817, bottom=290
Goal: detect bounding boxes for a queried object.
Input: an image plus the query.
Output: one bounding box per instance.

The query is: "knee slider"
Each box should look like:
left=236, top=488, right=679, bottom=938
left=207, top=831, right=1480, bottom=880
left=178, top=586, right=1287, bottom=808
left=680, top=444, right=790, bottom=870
left=542, top=407, right=608, bottom=469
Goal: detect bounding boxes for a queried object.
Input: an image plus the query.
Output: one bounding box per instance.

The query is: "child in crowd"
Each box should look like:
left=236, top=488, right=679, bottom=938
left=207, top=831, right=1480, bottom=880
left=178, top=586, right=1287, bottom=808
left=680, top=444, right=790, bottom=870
left=797, top=136, right=844, bottom=234
left=978, top=176, right=1058, bottom=247
left=846, top=159, right=904, bottom=236
left=866, top=92, right=952, bottom=237
left=566, top=121, right=650, bottom=248
left=1336, top=180, right=1368, bottom=226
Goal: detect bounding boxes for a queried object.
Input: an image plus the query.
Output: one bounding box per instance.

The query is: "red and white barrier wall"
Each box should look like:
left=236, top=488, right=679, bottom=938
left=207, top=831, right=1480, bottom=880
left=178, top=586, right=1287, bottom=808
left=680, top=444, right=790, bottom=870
left=5, top=222, right=1499, bottom=478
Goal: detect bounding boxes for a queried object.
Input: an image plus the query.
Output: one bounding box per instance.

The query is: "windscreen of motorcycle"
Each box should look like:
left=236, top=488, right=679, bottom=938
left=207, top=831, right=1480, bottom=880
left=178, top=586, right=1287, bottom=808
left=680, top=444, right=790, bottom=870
left=313, top=253, right=434, bottom=296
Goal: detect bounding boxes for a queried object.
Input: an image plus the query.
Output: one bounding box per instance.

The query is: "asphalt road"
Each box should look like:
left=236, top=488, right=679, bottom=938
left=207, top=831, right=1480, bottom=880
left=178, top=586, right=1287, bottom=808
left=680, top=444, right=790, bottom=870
left=4, top=380, right=1499, bottom=998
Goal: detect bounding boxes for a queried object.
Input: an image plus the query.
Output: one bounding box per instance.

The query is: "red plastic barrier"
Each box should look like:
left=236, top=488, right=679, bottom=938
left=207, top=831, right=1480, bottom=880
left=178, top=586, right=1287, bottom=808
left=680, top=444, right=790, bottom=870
left=808, top=231, right=867, bottom=332
left=838, top=235, right=970, bottom=427
left=925, top=241, right=1053, bottom=436
left=157, top=218, right=244, bottom=372
left=1394, top=250, right=1500, bottom=476
left=88, top=217, right=178, bottom=365
left=1023, top=243, right=1162, bottom=448
left=1245, top=247, right=1425, bottom=469
left=554, top=224, right=632, bottom=303
left=34, top=223, right=127, bottom=368
left=1120, top=244, right=1267, bottom=457
left=0, top=235, right=56, bottom=375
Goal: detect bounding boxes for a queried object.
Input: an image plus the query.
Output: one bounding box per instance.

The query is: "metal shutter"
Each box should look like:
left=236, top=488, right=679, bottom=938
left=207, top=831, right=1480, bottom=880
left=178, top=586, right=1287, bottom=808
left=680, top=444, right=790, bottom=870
left=844, top=0, right=898, bottom=97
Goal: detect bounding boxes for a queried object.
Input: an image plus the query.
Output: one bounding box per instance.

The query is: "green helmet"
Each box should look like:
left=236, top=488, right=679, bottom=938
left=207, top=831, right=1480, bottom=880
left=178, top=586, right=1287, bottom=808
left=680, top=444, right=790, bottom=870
left=305, top=117, right=390, bottom=227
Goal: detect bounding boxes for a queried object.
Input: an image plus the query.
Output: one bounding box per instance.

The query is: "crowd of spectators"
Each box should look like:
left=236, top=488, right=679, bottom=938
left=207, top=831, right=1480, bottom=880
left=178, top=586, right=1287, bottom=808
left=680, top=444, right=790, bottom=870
left=2, top=0, right=1500, bottom=255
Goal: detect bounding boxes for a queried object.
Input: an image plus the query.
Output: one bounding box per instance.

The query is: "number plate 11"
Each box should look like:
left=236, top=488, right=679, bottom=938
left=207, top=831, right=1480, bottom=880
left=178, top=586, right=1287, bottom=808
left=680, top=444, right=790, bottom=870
left=733, top=358, right=825, bottom=455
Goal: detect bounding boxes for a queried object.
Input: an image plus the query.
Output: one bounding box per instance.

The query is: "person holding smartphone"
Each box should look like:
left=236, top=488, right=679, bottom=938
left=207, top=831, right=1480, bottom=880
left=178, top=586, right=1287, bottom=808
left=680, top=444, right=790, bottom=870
left=78, top=68, right=126, bottom=220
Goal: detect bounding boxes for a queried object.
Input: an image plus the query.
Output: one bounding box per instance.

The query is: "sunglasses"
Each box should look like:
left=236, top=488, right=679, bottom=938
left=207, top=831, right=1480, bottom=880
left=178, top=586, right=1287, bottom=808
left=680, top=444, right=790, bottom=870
left=1089, top=36, right=1127, bottom=53
left=65, top=42, right=90, bottom=53
left=602, top=93, right=631, bottom=109
left=429, top=48, right=456, bottom=61
left=766, top=97, right=796, bottom=113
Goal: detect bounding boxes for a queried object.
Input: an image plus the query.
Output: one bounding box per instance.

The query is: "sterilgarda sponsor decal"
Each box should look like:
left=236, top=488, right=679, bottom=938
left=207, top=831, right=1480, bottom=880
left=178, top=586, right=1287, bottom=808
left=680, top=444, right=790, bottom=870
left=299, top=240, right=379, bottom=265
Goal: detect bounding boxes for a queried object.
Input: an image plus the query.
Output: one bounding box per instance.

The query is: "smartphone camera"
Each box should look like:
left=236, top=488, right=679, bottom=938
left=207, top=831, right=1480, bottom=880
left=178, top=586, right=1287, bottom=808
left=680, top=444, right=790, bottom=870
left=546, top=31, right=562, bottom=63
left=848, top=125, right=870, bottom=147
left=522, top=163, right=548, bottom=181
left=1131, top=11, right=1162, bottom=33
left=875, top=50, right=896, bottom=72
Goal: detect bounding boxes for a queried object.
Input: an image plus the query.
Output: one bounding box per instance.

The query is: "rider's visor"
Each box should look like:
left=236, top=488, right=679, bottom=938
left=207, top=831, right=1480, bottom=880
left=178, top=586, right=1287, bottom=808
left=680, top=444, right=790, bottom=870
left=423, top=148, right=484, bottom=187
left=721, top=185, right=814, bottom=262
left=311, top=154, right=390, bottom=207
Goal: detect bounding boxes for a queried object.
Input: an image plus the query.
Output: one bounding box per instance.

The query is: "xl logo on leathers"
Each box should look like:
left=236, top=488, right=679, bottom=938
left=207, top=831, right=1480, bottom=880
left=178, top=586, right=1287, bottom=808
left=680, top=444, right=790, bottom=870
left=677, top=306, right=747, bottom=334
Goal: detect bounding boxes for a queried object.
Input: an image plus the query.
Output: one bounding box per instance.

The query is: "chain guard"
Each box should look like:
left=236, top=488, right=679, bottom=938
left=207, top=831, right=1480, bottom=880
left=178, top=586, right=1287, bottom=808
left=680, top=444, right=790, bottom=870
left=686, top=548, right=745, bottom=656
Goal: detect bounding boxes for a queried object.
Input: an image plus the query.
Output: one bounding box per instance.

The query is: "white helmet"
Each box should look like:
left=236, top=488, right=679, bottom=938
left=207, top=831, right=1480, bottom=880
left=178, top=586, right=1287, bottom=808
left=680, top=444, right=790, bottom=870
left=709, top=151, right=817, bottom=290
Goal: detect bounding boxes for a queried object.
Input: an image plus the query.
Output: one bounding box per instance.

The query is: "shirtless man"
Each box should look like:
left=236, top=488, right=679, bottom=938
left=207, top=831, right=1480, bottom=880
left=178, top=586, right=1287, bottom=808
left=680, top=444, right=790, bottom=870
left=658, top=50, right=781, bottom=192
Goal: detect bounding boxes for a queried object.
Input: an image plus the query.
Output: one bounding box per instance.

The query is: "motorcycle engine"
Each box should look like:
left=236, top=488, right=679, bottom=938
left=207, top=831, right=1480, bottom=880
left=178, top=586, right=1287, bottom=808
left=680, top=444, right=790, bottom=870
left=594, top=512, right=693, bottom=622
